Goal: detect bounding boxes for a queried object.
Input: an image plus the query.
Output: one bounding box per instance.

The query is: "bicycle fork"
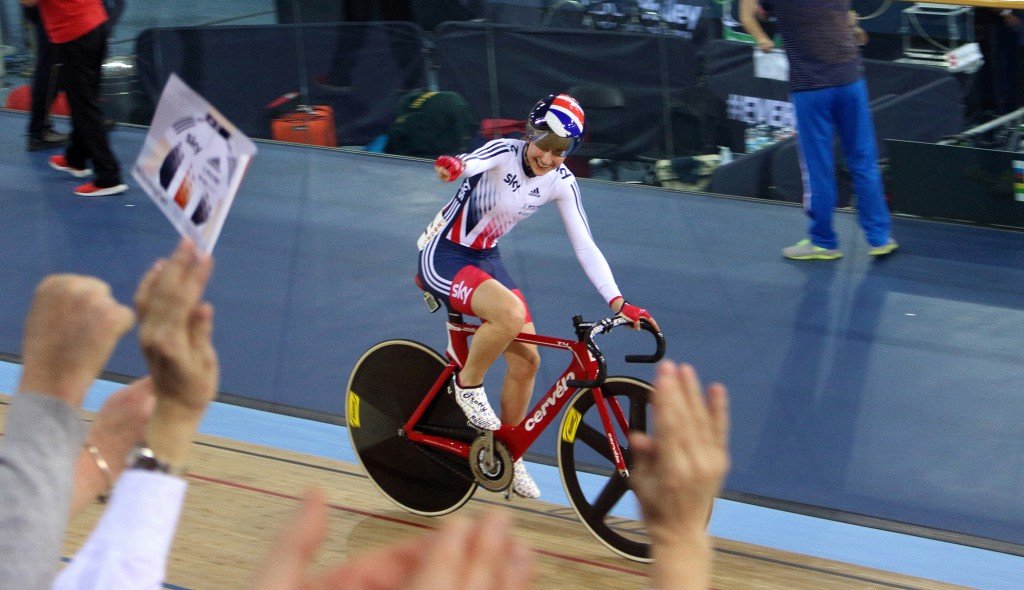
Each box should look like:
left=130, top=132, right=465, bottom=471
left=592, top=386, right=630, bottom=478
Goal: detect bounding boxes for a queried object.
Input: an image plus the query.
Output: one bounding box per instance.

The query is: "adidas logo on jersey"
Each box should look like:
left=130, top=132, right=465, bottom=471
left=529, top=188, right=541, bottom=198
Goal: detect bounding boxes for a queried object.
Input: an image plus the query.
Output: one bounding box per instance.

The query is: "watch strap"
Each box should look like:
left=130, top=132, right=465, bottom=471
left=127, top=444, right=186, bottom=477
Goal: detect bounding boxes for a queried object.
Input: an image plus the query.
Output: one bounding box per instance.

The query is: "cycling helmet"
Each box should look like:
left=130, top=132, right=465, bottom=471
left=525, top=93, right=585, bottom=156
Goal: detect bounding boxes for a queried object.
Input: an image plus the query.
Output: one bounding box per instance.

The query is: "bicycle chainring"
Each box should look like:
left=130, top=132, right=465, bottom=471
left=469, top=436, right=513, bottom=492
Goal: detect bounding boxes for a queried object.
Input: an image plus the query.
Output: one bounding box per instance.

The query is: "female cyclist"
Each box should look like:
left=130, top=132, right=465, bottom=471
left=416, top=93, right=658, bottom=498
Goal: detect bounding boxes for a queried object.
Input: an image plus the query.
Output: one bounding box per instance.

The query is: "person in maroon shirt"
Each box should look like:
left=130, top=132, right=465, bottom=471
left=21, top=0, right=127, bottom=196
left=741, top=0, right=896, bottom=260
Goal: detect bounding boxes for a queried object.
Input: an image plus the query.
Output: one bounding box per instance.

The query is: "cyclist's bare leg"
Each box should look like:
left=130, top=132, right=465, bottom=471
left=500, top=323, right=539, bottom=425
left=459, top=279, right=527, bottom=388
left=501, top=323, right=542, bottom=498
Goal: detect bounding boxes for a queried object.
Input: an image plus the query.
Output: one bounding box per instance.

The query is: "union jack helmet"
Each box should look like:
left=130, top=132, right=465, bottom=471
left=529, top=93, right=585, bottom=138
left=526, top=93, right=585, bottom=155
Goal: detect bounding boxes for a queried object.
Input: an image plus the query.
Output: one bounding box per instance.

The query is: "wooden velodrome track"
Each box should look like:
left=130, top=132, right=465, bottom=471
left=1, top=398, right=966, bottom=590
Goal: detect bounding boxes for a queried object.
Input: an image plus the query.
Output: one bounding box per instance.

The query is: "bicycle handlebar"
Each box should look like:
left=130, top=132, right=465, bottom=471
left=566, top=315, right=666, bottom=389
left=625, top=319, right=665, bottom=363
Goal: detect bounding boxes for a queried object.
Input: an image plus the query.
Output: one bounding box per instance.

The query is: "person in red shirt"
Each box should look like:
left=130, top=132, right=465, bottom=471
left=22, top=5, right=69, bottom=152
left=21, top=0, right=127, bottom=196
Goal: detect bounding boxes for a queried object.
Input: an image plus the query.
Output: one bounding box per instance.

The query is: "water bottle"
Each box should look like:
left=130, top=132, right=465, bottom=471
left=744, top=125, right=760, bottom=153
left=773, top=125, right=795, bottom=143
left=719, top=146, right=733, bottom=165
left=755, top=123, right=772, bottom=150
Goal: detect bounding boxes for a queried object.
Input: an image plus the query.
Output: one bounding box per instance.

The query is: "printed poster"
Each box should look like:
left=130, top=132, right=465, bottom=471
left=132, top=74, right=257, bottom=253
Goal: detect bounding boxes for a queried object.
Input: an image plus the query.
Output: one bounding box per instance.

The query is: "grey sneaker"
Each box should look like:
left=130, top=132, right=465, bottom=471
left=783, top=239, right=843, bottom=260
left=868, top=238, right=899, bottom=256
left=28, top=130, right=69, bottom=151
left=452, top=380, right=501, bottom=431
left=511, top=459, right=540, bottom=499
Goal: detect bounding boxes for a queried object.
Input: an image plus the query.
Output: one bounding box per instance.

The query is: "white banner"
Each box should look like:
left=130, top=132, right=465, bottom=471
left=132, top=74, right=257, bottom=253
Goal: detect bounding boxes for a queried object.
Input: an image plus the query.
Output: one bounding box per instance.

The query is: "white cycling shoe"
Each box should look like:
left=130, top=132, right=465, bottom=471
left=512, top=459, right=541, bottom=499
left=453, top=380, right=502, bottom=431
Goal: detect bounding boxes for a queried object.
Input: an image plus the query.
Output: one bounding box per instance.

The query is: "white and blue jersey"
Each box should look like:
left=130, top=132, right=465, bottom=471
left=418, top=138, right=621, bottom=304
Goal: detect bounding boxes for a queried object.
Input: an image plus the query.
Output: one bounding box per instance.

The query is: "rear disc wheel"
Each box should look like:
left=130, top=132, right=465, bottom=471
left=347, top=340, right=476, bottom=515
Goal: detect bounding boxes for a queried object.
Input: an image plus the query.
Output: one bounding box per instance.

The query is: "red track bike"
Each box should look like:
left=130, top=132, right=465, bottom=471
left=347, top=295, right=664, bottom=561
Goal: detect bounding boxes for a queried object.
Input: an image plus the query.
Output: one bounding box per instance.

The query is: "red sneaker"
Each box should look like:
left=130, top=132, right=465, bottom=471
left=48, top=155, right=93, bottom=178
left=74, top=182, right=128, bottom=197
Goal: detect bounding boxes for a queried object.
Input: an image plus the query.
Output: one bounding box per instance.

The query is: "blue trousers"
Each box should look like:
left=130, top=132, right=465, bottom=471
left=791, top=79, right=891, bottom=249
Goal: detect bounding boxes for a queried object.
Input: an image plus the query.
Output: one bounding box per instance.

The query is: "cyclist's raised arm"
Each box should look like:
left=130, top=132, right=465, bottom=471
left=434, top=139, right=516, bottom=183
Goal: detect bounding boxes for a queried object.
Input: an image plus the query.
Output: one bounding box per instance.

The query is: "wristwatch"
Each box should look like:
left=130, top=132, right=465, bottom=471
left=126, top=444, right=186, bottom=477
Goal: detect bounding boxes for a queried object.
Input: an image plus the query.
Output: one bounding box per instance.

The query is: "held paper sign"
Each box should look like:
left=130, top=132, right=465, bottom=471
left=753, top=48, right=789, bottom=82
left=132, top=74, right=256, bottom=253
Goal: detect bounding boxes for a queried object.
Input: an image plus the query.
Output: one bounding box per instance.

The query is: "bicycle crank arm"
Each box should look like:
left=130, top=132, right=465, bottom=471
left=469, top=436, right=513, bottom=492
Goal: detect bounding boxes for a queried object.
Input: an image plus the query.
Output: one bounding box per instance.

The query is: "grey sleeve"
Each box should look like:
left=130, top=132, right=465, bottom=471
left=0, top=392, right=86, bottom=590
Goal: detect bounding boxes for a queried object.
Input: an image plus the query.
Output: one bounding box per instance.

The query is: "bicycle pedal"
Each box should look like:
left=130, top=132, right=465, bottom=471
left=422, top=291, right=440, bottom=313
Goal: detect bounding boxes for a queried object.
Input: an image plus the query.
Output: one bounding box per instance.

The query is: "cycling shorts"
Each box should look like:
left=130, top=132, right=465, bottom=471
left=418, top=238, right=531, bottom=321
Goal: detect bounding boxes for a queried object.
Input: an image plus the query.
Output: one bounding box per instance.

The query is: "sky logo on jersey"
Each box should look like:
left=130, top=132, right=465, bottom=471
left=503, top=173, right=521, bottom=191
left=451, top=280, right=474, bottom=306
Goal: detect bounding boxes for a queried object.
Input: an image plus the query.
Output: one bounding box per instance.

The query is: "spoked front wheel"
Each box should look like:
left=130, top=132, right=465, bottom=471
left=557, top=376, right=654, bottom=562
left=347, top=340, right=477, bottom=515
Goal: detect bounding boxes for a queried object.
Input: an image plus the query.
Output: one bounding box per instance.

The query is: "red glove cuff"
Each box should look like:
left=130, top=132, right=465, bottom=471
left=615, top=299, right=651, bottom=324
left=435, top=155, right=463, bottom=182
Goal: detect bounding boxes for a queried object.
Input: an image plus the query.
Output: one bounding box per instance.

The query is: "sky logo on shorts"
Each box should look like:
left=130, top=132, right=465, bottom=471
left=451, top=280, right=474, bottom=306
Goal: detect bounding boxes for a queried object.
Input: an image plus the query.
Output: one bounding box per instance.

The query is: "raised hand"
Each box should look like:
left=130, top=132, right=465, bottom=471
left=18, top=275, right=135, bottom=406
left=72, top=378, right=156, bottom=514
left=135, top=238, right=217, bottom=414
left=134, top=238, right=218, bottom=467
left=434, top=155, right=464, bottom=182
left=628, top=361, right=730, bottom=590
left=252, top=488, right=535, bottom=590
